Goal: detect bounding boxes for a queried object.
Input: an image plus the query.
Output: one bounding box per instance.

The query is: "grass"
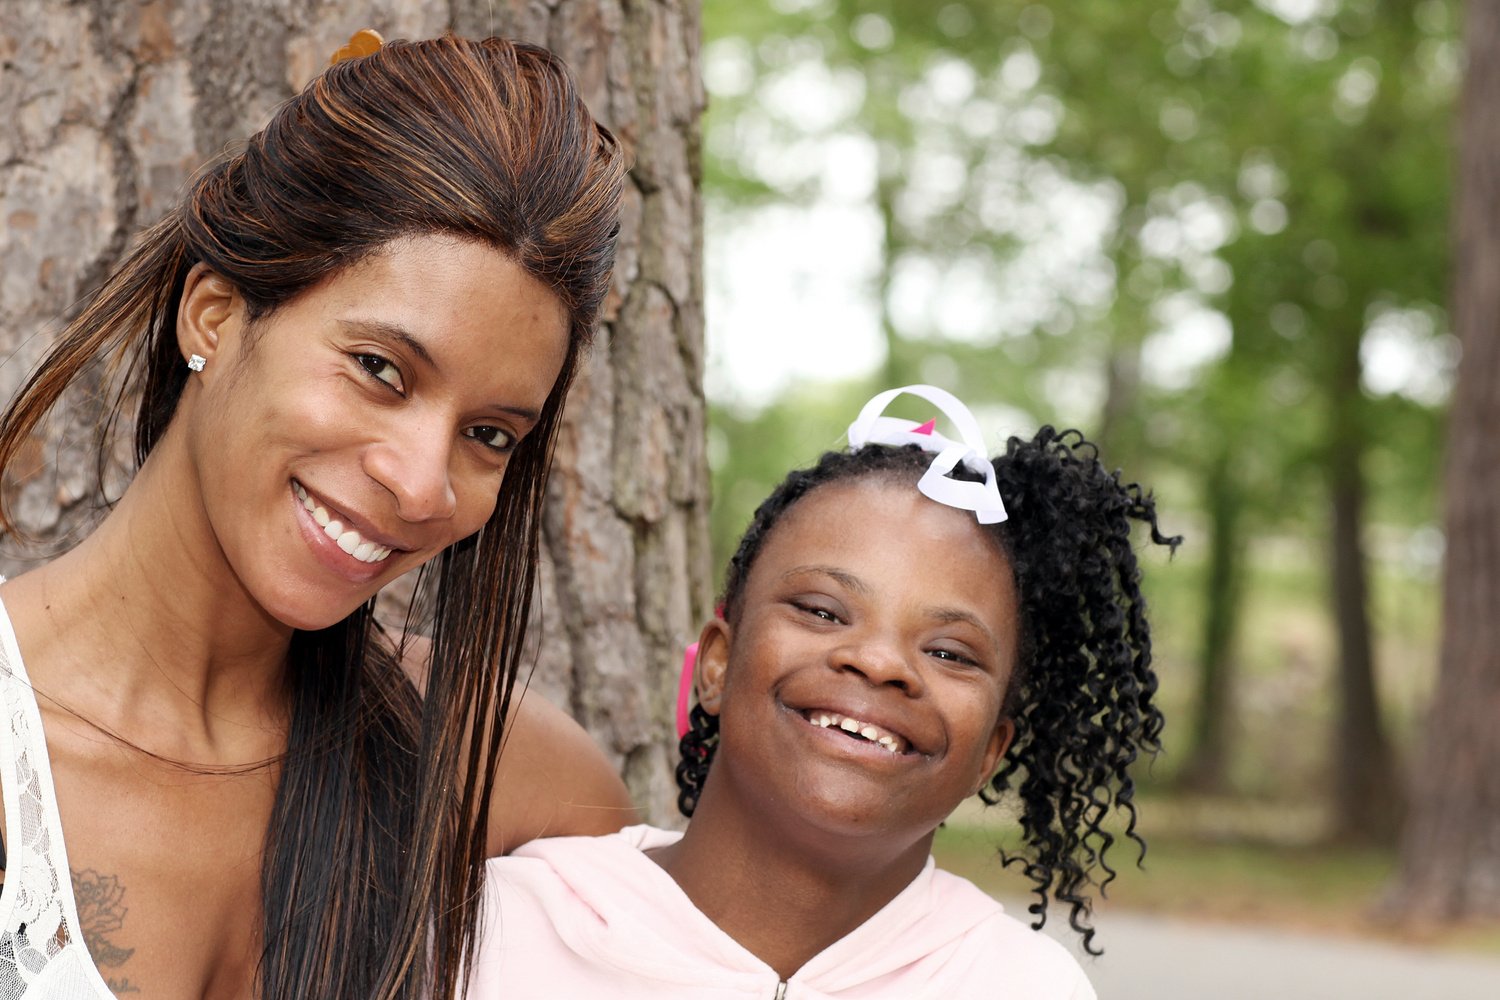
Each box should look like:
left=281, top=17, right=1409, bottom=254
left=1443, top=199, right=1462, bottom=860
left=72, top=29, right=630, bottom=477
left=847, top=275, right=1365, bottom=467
left=931, top=797, right=1500, bottom=956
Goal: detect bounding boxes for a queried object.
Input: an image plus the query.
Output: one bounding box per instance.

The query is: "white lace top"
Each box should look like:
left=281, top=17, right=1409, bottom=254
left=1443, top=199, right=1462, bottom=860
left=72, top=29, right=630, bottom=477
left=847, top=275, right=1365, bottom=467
left=0, top=592, right=117, bottom=998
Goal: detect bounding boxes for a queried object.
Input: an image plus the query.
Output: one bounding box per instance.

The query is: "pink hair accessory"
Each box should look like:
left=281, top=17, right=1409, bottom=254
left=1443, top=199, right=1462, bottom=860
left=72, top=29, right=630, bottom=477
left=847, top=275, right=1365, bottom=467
left=675, top=642, right=698, bottom=739
left=676, top=605, right=726, bottom=739
left=847, top=384, right=1008, bottom=525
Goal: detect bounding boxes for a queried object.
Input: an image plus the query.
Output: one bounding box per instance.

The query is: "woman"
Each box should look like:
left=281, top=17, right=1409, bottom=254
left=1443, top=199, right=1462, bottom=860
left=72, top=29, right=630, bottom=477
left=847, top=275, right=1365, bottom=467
left=0, top=34, right=630, bottom=1000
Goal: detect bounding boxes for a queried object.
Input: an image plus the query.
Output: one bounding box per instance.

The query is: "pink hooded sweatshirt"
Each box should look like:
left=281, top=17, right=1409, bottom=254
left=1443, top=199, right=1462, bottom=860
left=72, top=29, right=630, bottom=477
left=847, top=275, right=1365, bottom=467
left=469, top=825, right=1096, bottom=1000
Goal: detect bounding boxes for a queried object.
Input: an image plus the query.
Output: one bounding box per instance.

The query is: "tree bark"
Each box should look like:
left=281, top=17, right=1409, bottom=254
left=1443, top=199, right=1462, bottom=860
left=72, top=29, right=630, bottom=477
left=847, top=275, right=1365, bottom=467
left=1390, top=0, right=1500, bottom=918
left=0, top=0, right=708, bottom=823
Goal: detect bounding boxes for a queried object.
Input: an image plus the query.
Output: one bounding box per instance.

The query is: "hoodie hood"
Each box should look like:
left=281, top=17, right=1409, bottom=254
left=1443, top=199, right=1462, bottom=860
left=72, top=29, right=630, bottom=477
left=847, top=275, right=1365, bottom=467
left=486, top=824, right=1026, bottom=999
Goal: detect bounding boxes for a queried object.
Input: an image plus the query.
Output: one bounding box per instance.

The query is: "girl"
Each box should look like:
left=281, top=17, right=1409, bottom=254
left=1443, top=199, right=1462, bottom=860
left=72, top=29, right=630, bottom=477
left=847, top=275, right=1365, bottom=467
left=472, top=385, right=1179, bottom=998
left=0, top=33, right=630, bottom=1000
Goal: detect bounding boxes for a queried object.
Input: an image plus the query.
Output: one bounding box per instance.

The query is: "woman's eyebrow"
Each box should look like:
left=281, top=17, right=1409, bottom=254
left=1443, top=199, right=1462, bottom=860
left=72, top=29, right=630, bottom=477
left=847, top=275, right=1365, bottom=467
left=338, top=317, right=543, bottom=422
left=339, top=318, right=436, bottom=370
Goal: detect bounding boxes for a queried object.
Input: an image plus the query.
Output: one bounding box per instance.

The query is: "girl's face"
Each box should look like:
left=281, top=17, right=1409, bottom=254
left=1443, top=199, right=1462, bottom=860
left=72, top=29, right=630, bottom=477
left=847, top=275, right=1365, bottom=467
left=175, top=234, right=570, bottom=631
left=696, top=477, right=1019, bottom=852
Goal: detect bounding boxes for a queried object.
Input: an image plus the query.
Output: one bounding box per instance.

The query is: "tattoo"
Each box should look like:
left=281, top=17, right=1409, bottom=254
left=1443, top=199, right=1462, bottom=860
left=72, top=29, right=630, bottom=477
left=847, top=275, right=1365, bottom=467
left=71, top=869, right=140, bottom=994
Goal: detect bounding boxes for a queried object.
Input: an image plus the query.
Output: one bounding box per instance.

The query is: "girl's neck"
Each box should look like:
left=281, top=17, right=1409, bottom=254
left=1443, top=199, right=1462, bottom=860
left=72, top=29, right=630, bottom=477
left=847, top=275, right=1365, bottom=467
left=3, top=435, right=293, bottom=761
left=651, top=785, right=934, bottom=981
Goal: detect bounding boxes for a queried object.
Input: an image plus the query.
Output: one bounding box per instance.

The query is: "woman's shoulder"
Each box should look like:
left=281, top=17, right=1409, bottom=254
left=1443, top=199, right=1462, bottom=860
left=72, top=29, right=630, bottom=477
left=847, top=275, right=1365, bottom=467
left=386, top=629, right=637, bottom=854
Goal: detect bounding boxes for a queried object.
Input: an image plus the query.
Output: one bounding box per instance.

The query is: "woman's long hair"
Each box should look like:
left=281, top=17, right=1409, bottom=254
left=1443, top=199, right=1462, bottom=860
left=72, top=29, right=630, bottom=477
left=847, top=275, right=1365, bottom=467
left=0, top=36, right=626, bottom=999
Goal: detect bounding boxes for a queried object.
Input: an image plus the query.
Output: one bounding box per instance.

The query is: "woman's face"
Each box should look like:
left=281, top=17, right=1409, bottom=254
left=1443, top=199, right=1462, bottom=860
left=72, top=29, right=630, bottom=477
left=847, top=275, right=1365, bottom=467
left=177, top=234, right=570, bottom=631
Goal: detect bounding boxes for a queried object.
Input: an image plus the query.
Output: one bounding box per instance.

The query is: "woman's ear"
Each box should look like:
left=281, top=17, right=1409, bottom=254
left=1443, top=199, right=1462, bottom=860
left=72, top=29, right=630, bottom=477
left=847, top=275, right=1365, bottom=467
left=693, top=617, right=732, bottom=717
left=176, top=262, right=243, bottom=371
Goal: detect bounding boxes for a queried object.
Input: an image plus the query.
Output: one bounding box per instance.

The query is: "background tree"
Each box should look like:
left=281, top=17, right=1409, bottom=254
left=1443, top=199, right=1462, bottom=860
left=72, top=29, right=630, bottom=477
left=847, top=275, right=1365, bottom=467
left=0, top=0, right=707, bottom=822
left=1390, top=0, right=1500, bottom=919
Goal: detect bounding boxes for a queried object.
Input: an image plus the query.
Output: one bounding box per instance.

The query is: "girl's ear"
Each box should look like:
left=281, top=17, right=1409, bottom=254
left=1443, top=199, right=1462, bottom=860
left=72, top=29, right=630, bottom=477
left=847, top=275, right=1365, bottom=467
left=972, top=717, right=1016, bottom=797
left=176, top=262, right=244, bottom=372
left=693, top=617, right=732, bottom=717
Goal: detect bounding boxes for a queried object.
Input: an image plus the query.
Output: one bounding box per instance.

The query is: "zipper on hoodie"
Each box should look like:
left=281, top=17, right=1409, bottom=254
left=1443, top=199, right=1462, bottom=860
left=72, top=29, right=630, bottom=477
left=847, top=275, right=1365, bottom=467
left=773, top=982, right=787, bottom=1000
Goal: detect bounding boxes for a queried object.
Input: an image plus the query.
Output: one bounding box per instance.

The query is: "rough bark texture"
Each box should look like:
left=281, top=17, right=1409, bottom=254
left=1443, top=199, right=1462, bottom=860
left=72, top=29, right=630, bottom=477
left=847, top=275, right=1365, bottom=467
left=1391, top=0, right=1500, bottom=918
left=0, top=0, right=708, bottom=823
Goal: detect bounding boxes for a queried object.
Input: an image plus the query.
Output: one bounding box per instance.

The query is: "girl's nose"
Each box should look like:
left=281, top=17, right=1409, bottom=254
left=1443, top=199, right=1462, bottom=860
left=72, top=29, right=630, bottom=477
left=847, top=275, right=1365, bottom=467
left=833, top=634, right=925, bottom=695
left=363, top=425, right=458, bottom=523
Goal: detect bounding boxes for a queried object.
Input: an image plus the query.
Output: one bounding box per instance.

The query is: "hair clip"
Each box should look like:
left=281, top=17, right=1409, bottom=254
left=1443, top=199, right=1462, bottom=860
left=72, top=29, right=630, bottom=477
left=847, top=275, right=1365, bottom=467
left=330, top=28, right=385, bottom=66
left=847, top=384, right=1008, bottom=525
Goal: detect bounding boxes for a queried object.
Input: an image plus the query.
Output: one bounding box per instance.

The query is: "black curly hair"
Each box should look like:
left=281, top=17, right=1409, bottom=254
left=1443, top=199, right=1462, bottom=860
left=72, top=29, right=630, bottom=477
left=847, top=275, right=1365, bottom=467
left=676, top=427, right=1179, bottom=954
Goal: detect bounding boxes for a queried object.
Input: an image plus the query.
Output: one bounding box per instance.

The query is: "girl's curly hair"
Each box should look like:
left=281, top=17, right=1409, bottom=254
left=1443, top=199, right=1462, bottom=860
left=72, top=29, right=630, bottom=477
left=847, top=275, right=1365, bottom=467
left=676, top=427, right=1180, bottom=954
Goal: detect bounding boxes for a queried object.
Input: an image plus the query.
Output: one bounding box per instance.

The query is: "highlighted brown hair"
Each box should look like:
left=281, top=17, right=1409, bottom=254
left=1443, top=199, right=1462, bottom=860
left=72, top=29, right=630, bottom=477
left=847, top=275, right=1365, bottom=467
left=0, top=35, right=625, bottom=1000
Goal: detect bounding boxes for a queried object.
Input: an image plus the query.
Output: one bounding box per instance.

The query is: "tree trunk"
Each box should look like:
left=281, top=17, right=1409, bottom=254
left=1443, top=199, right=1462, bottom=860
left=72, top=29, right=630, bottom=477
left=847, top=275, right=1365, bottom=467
left=1389, top=0, right=1500, bottom=918
left=1326, top=325, right=1403, bottom=845
left=1178, top=441, right=1243, bottom=794
left=0, top=0, right=708, bottom=823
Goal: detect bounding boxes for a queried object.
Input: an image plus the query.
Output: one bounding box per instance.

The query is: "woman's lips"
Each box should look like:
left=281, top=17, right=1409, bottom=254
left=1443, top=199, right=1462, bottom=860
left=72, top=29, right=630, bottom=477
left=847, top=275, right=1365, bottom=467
left=292, top=479, right=397, bottom=565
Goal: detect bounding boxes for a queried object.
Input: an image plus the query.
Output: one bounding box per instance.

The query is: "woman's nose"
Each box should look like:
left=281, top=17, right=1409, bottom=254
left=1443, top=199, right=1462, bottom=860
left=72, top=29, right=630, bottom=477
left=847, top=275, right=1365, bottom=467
left=363, top=424, right=458, bottom=523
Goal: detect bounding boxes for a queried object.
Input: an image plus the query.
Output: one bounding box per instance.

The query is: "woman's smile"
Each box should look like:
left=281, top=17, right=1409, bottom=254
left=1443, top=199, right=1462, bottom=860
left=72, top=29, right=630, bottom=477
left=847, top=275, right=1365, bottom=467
left=289, top=479, right=402, bottom=580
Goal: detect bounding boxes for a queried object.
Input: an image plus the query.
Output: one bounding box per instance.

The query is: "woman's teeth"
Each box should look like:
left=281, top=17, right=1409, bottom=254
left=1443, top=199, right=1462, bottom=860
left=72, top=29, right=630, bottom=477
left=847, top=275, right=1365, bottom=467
left=807, top=711, right=908, bottom=754
left=293, top=481, right=393, bottom=564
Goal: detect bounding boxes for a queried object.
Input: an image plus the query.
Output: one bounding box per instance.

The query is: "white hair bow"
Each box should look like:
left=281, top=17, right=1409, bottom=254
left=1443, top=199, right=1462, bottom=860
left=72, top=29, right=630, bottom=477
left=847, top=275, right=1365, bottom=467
left=846, top=384, right=1008, bottom=525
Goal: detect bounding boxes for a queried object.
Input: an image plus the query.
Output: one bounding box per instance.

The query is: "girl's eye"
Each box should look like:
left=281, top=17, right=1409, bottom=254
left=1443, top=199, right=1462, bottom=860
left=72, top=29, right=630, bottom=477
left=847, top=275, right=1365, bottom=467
left=464, top=424, right=517, bottom=453
left=791, top=601, right=842, bottom=624
left=929, top=647, right=978, bottom=667
left=355, top=353, right=403, bottom=392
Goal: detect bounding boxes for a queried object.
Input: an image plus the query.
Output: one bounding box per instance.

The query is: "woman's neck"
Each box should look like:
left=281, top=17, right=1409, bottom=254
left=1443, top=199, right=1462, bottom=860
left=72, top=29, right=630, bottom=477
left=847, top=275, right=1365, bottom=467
left=3, top=436, right=294, bottom=762
left=651, top=784, right=934, bottom=981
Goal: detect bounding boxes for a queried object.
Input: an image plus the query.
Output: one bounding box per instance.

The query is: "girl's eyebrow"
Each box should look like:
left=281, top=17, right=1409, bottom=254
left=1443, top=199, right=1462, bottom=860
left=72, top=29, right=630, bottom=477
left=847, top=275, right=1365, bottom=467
left=780, top=565, right=869, bottom=596
left=924, top=606, right=1001, bottom=651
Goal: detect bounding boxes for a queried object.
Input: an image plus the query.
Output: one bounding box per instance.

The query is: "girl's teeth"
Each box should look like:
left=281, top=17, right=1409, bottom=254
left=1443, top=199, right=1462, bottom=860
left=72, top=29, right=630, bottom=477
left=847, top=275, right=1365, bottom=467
left=323, top=519, right=344, bottom=539
left=809, top=710, right=906, bottom=753
left=353, top=541, right=375, bottom=561
left=313, top=507, right=330, bottom=527
left=337, top=532, right=359, bottom=555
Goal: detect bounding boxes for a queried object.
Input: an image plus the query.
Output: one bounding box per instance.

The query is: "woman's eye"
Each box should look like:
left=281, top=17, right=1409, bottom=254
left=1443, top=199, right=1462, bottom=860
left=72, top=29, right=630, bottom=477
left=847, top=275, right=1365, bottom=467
left=929, top=648, right=977, bottom=667
left=464, top=425, right=517, bottom=453
left=355, top=353, right=403, bottom=392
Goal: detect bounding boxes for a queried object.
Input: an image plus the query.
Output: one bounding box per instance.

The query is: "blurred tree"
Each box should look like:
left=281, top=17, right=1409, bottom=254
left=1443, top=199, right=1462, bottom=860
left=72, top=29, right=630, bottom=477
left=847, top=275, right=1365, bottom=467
left=1389, top=0, right=1500, bottom=919
left=0, top=0, right=708, bottom=822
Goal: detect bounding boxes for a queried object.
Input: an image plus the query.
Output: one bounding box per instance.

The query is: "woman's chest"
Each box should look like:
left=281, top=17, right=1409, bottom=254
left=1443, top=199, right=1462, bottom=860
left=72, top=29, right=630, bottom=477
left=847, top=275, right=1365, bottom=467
left=8, top=741, right=277, bottom=999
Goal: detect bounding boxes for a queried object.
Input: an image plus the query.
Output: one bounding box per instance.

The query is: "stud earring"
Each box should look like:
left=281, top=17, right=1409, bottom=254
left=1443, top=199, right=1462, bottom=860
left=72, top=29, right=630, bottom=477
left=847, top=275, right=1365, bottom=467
left=187, top=354, right=206, bottom=372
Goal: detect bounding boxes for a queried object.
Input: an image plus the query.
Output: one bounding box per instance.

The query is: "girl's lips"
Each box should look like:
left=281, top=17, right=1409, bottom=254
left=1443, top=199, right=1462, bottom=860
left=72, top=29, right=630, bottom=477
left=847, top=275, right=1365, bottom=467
left=800, top=709, right=913, bottom=755
left=290, top=479, right=403, bottom=572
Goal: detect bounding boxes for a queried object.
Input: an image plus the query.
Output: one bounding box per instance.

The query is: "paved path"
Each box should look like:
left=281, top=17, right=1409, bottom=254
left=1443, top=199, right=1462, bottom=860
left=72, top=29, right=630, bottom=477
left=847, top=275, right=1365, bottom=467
left=1038, top=909, right=1500, bottom=999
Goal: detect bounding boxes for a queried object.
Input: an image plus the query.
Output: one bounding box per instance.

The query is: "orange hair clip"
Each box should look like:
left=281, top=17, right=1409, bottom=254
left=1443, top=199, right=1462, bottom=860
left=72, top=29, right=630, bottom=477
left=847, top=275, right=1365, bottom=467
left=330, top=28, right=384, bottom=66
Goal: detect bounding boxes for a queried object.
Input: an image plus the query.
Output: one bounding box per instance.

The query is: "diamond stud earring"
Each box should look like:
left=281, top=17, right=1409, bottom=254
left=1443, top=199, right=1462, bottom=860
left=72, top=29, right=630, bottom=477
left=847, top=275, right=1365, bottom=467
left=187, top=354, right=206, bottom=372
